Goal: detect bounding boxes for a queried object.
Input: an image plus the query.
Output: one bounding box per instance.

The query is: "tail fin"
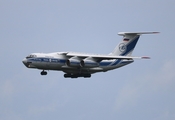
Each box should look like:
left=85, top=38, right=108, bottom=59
left=110, top=32, right=159, bottom=56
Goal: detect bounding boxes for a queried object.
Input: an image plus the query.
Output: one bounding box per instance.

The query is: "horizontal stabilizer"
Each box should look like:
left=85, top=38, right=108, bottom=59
left=118, top=32, right=159, bottom=36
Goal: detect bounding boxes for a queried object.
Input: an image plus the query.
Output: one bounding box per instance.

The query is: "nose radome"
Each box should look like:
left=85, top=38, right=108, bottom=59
left=22, top=58, right=27, bottom=64
left=22, top=58, right=28, bottom=67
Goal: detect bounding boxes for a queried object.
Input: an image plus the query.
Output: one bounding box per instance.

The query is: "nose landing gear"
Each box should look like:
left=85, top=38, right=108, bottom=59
left=41, top=70, right=47, bottom=75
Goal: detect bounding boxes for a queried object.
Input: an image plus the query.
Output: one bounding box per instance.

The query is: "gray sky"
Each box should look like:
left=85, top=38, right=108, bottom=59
left=1, top=0, right=175, bottom=120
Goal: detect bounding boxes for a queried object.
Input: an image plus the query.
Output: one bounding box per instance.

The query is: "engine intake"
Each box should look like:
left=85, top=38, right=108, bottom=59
left=66, top=57, right=81, bottom=67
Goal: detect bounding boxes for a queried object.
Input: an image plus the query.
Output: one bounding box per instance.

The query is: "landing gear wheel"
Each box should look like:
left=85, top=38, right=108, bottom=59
left=83, top=74, right=91, bottom=78
left=64, top=74, right=71, bottom=78
left=41, top=70, right=47, bottom=75
left=64, top=74, right=78, bottom=78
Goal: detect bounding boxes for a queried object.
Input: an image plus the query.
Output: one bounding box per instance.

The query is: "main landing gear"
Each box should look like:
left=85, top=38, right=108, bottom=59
left=64, top=74, right=91, bottom=78
left=41, top=70, right=47, bottom=75
left=40, top=70, right=91, bottom=78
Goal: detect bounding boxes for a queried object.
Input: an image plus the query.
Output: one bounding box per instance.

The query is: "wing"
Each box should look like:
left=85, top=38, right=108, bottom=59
left=66, top=52, right=150, bottom=60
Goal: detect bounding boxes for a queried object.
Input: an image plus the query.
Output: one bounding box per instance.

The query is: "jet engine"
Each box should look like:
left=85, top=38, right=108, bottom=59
left=66, top=57, right=81, bottom=67
left=80, top=59, right=99, bottom=68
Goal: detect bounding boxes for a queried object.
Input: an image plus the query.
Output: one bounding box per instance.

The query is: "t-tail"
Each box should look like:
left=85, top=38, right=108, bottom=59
left=110, top=32, right=159, bottom=56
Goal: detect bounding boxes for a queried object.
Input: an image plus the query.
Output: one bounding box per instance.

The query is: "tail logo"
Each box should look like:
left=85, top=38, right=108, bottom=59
left=119, top=43, right=127, bottom=52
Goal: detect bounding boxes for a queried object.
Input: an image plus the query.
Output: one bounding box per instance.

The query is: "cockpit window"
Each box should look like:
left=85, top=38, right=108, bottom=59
left=26, top=54, right=37, bottom=59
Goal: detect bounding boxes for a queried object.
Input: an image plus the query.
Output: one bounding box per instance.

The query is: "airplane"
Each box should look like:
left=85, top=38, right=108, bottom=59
left=22, top=32, right=159, bottom=78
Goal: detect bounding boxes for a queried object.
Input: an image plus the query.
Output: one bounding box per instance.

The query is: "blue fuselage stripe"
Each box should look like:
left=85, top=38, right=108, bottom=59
left=28, top=58, right=132, bottom=67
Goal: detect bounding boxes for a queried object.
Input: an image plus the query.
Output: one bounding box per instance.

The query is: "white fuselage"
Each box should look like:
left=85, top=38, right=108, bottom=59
left=22, top=52, right=134, bottom=74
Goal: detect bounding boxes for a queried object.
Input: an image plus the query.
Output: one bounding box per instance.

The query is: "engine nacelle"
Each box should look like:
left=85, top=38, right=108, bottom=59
left=80, top=59, right=99, bottom=68
left=66, top=57, right=81, bottom=67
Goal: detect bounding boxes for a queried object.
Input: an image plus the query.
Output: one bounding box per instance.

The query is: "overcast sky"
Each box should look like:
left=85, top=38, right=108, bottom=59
left=1, top=0, right=175, bottom=120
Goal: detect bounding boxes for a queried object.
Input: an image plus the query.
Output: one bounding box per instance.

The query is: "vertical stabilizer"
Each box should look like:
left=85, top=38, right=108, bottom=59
left=110, top=32, right=159, bottom=56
